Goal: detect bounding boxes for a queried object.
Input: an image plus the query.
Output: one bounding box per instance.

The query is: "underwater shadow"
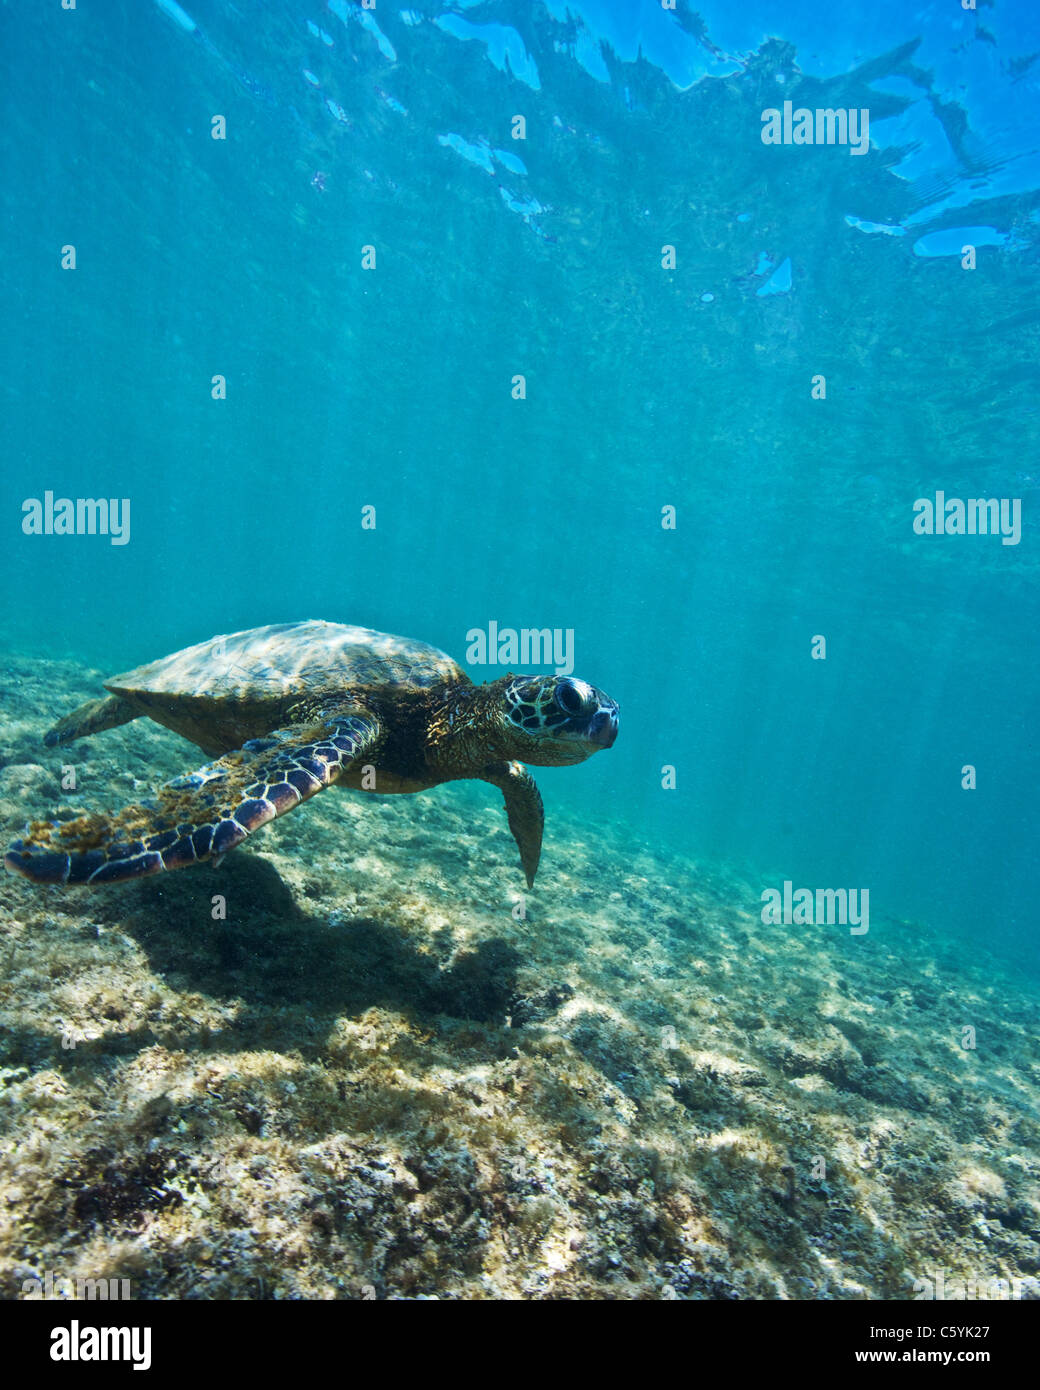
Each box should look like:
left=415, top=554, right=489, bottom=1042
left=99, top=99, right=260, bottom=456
left=3, top=852, right=523, bottom=1072
left=112, top=853, right=523, bottom=1046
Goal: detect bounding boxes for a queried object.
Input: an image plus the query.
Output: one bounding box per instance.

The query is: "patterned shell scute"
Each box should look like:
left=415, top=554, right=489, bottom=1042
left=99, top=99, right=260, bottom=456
left=104, top=621, right=467, bottom=702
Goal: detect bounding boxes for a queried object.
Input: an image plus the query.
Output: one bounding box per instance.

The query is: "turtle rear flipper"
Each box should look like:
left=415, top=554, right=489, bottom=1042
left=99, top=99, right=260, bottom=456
left=43, top=694, right=139, bottom=748
left=5, top=710, right=380, bottom=886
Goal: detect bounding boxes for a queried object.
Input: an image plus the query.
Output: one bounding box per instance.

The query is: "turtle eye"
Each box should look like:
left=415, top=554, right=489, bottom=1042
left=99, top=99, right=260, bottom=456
left=554, top=679, right=585, bottom=715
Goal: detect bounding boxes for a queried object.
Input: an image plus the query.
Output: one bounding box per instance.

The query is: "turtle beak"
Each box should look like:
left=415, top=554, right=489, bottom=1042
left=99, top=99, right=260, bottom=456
left=587, top=705, right=619, bottom=749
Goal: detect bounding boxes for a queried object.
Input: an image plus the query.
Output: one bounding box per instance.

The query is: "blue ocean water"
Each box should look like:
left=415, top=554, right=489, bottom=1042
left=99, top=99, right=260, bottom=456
left=1, top=0, right=1037, bottom=968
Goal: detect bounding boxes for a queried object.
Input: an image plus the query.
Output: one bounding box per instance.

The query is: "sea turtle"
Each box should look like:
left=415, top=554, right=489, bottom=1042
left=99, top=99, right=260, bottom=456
left=4, top=621, right=619, bottom=889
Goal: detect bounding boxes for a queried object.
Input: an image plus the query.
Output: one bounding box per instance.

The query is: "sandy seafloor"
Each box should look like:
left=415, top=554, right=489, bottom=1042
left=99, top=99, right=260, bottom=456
left=0, top=649, right=1038, bottom=1302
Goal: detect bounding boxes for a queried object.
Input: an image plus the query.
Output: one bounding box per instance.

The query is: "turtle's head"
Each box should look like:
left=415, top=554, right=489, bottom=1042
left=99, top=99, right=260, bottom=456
left=497, top=675, right=619, bottom=765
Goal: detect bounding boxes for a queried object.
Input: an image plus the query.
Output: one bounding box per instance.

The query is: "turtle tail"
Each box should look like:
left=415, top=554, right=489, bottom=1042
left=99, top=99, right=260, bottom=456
left=43, top=695, right=138, bottom=748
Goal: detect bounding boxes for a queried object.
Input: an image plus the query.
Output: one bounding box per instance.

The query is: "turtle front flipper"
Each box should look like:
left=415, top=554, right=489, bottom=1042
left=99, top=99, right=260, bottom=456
left=483, top=760, right=544, bottom=889
left=5, top=711, right=380, bottom=886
